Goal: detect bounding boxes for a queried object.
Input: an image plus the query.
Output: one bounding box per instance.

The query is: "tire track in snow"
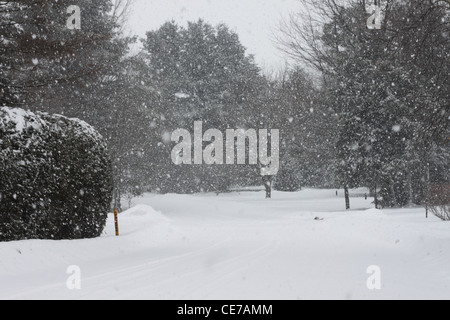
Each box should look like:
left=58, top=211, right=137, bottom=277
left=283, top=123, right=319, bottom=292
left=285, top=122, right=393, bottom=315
left=5, top=237, right=233, bottom=300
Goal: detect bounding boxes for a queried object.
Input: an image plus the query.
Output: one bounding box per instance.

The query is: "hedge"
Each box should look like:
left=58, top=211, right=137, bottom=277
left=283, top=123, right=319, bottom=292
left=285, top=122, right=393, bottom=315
left=0, top=107, right=113, bottom=241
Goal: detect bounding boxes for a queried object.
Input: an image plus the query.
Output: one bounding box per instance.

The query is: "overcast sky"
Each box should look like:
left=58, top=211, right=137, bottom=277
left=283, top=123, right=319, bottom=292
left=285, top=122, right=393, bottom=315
left=126, top=0, right=301, bottom=72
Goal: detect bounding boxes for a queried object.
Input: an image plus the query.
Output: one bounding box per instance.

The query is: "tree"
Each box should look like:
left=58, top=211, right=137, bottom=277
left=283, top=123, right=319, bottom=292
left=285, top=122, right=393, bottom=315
left=278, top=0, right=449, bottom=208
left=0, top=0, right=160, bottom=209
left=0, top=0, right=121, bottom=109
left=272, top=67, right=337, bottom=192
left=142, top=20, right=268, bottom=194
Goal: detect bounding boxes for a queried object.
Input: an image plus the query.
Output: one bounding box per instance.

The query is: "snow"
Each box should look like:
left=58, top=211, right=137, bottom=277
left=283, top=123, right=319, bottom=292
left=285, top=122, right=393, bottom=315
left=0, top=189, right=449, bottom=300
left=0, top=107, right=46, bottom=134
left=64, top=116, right=106, bottom=143
left=175, top=92, right=190, bottom=99
left=0, top=107, right=106, bottom=148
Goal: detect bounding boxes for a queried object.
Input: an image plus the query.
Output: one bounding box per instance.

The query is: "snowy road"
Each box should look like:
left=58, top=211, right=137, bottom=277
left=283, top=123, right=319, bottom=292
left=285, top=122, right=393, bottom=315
left=1, top=189, right=449, bottom=300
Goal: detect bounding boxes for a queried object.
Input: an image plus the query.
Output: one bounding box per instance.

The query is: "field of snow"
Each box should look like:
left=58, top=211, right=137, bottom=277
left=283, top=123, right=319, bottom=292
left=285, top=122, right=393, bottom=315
left=0, top=189, right=449, bottom=300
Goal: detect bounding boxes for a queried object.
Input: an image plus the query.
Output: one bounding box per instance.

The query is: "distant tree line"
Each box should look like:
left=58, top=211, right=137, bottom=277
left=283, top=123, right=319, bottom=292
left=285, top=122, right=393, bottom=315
left=279, top=0, right=449, bottom=208
left=1, top=0, right=447, bottom=210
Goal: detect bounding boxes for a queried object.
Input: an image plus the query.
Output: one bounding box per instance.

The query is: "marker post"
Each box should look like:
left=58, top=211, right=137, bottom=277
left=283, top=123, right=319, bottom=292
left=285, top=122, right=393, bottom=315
left=114, top=210, right=119, bottom=236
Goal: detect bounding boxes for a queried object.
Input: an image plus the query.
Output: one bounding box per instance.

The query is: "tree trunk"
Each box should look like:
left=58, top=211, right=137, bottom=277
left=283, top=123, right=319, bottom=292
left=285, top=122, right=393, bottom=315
left=374, top=183, right=379, bottom=209
left=263, top=176, right=272, bottom=199
left=344, top=185, right=350, bottom=210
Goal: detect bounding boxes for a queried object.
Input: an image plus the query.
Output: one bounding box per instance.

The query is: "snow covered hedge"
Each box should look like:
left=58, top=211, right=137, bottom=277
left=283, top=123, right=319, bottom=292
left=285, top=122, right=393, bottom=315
left=0, top=107, right=113, bottom=241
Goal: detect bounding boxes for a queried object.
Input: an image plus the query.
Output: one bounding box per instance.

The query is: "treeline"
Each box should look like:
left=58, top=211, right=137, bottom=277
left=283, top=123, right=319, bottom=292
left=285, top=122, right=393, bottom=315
left=140, top=21, right=334, bottom=197
left=0, top=1, right=329, bottom=207
left=279, top=0, right=449, bottom=208
left=1, top=0, right=448, bottom=209
left=0, top=0, right=149, bottom=210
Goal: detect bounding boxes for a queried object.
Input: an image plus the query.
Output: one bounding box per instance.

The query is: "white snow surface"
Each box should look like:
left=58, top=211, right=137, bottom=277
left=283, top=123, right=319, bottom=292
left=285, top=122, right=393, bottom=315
left=0, top=107, right=105, bottom=143
left=0, top=107, right=46, bottom=134
left=0, top=189, right=449, bottom=300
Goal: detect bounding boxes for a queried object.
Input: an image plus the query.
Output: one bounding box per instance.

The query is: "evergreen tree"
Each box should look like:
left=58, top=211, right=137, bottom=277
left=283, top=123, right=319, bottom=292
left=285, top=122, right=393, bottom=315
left=0, top=0, right=156, bottom=209
left=0, top=0, right=119, bottom=109
left=142, top=20, right=267, bottom=193
left=279, top=0, right=449, bottom=208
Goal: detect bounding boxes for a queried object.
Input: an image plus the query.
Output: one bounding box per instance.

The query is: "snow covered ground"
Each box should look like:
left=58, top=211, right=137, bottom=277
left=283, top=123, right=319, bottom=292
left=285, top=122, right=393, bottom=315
left=0, top=189, right=449, bottom=300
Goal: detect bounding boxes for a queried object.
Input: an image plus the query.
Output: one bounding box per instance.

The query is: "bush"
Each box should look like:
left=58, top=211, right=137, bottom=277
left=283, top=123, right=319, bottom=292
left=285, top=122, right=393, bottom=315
left=0, top=107, right=113, bottom=241
left=425, top=184, right=450, bottom=221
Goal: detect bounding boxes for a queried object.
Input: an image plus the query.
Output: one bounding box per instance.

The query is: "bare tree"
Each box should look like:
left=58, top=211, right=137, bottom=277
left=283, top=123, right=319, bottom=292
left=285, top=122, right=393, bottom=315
left=111, top=0, right=134, bottom=33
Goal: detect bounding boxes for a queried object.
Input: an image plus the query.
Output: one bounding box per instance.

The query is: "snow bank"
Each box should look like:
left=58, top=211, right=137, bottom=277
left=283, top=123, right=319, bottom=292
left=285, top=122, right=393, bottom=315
left=120, top=203, right=171, bottom=227
left=0, top=190, right=449, bottom=300
left=122, top=205, right=167, bottom=221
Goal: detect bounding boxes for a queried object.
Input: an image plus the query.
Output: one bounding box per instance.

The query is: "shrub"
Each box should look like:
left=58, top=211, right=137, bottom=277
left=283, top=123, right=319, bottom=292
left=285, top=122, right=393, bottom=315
left=425, top=184, right=450, bottom=221
left=0, top=107, right=113, bottom=241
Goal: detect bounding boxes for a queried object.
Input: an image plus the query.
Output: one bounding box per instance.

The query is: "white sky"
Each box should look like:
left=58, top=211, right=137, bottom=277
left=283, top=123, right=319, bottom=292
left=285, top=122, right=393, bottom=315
left=126, top=0, right=301, bottom=73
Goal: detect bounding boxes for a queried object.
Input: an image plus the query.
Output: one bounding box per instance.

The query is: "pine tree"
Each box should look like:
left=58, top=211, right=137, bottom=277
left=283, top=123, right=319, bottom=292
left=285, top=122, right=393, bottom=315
left=142, top=20, right=267, bottom=193
left=0, top=0, right=119, bottom=109
left=0, top=0, right=156, bottom=209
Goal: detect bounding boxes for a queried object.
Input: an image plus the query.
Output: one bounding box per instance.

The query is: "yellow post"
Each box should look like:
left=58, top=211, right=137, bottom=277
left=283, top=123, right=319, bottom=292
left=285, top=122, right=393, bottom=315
left=114, top=210, right=119, bottom=236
